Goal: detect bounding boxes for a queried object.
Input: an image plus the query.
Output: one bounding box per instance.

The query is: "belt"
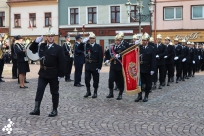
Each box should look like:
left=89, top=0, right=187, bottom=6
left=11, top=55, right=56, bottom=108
left=40, top=66, right=56, bottom=70
left=85, top=59, right=98, bottom=63
left=140, top=61, right=150, bottom=64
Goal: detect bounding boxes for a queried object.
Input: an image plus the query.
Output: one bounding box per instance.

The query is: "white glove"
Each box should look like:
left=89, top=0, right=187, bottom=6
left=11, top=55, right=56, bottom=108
left=135, top=39, right=141, bottom=45
left=115, top=54, right=120, bottom=59
left=193, top=61, right=195, bottom=64
left=150, top=71, right=154, bottom=75
left=35, top=35, right=43, bottom=43
left=156, top=55, right=159, bottom=58
left=164, top=56, right=167, bottom=58
left=58, top=77, right=61, bottom=81
left=174, top=56, right=179, bottom=60
left=83, top=37, right=89, bottom=43
left=105, top=60, right=109, bottom=64
left=96, top=68, right=100, bottom=73
left=198, top=56, right=201, bottom=60
left=182, top=58, right=186, bottom=62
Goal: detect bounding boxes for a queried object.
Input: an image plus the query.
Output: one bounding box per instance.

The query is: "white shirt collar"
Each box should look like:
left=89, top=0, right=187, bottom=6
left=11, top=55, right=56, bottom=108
left=91, top=42, right=95, bottom=47
left=47, top=43, right=53, bottom=48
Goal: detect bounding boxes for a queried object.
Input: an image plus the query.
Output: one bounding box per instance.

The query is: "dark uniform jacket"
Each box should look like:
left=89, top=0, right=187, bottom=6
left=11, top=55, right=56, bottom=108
left=62, top=42, right=73, bottom=61
left=165, top=44, right=175, bottom=64
left=140, top=45, right=156, bottom=73
left=74, top=42, right=85, bottom=65
left=78, top=42, right=103, bottom=71
left=154, top=43, right=167, bottom=65
left=174, top=44, right=183, bottom=63
left=193, top=47, right=198, bottom=62
left=14, top=43, right=27, bottom=63
left=105, top=44, right=126, bottom=71
left=11, top=43, right=17, bottom=60
left=181, top=45, right=189, bottom=60
left=29, top=41, right=66, bottom=78
left=121, top=40, right=129, bottom=49
left=187, top=48, right=195, bottom=63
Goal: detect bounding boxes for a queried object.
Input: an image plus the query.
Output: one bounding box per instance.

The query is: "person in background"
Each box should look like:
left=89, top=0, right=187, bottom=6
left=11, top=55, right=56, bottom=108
left=11, top=38, right=18, bottom=79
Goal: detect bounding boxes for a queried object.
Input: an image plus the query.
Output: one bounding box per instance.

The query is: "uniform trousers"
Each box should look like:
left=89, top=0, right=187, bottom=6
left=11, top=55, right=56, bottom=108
left=12, top=59, right=18, bottom=77
left=139, top=73, right=152, bottom=97
left=175, top=63, right=181, bottom=78
left=192, top=63, right=196, bottom=75
left=164, top=64, right=174, bottom=81
left=65, top=60, right=73, bottom=80
left=0, top=59, right=5, bottom=77
left=74, top=63, right=83, bottom=85
left=187, top=63, right=193, bottom=76
left=181, top=62, right=188, bottom=78
left=201, top=59, right=204, bottom=71
left=153, top=65, right=165, bottom=84
left=108, top=69, right=124, bottom=93
left=85, top=69, right=99, bottom=89
left=35, top=76, right=59, bottom=109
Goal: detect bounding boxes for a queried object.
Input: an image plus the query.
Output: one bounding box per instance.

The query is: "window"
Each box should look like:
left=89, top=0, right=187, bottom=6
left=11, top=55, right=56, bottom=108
left=14, top=14, right=21, bottom=27
left=88, top=7, right=97, bottom=24
left=70, top=8, right=79, bottom=24
left=29, top=13, right=36, bottom=27
left=192, top=6, right=204, bottom=19
left=130, top=5, right=138, bottom=22
left=45, top=13, right=52, bottom=27
left=164, top=7, right=182, bottom=20
left=111, top=6, right=120, bottom=23
left=0, top=12, right=5, bottom=27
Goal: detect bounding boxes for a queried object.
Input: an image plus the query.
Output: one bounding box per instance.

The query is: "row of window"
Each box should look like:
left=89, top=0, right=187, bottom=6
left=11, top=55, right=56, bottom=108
left=164, top=6, right=204, bottom=20
left=14, top=13, right=51, bottom=28
left=70, top=6, right=138, bottom=24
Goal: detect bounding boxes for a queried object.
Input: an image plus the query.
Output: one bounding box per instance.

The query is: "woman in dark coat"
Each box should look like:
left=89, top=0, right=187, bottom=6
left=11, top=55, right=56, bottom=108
left=14, top=35, right=30, bottom=88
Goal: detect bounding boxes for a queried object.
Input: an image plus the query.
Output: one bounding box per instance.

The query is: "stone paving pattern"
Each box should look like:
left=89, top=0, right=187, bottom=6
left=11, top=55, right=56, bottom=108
left=0, top=64, right=204, bottom=136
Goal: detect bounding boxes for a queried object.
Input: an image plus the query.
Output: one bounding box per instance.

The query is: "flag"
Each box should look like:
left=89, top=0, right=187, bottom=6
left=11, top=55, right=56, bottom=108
left=122, top=47, right=141, bottom=95
left=29, top=19, right=33, bottom=31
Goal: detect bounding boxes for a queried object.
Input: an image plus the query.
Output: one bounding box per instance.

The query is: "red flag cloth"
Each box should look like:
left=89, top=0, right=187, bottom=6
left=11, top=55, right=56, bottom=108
left=82, top=24, right=85, bottom=30
left=29, top=19, right=33, bottom=31
left=122, top=47, right=141, bottom=95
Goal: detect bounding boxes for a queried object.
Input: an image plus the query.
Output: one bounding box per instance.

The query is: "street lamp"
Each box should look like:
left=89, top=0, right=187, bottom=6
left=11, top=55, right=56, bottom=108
left=125, top=0, right=155, bottom=36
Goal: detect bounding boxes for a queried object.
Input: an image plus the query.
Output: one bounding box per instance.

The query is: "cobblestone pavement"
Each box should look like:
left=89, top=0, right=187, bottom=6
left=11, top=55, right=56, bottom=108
left=0, top=64, right=204, bottom=136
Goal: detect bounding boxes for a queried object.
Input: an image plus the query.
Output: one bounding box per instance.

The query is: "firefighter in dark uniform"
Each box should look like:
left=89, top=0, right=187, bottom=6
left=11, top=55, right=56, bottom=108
left=181, top=39, right=189, bottom=81
left=74, top=35, right=85, bottom=87
left=62, top=34, right=74, bottom=82
left=29, top=30, right=66, bottom=117
left=153, top=34, right=167, bottom=89
left=164, top=37, right=175, bottom=86
left=105, top=34, right=127, bottom=100
left=135, top=33, right=156, bottom=102
left=197, top=44, right=202, bottom=72
left=174, top=38, right=183, bottom=83
left=187, top=42, right=195, bottom=78
left=78, top=32, right=103, bottom=98
left=192, top=43, right=197, bottom=77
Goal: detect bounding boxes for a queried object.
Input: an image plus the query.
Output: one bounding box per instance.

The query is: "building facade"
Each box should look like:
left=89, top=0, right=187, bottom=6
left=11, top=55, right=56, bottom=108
left=7, top=0, right=58, bottom=43
left=59, top=0, right=152, bottom=49
left=0, top=0, right=9, bottom=37
left=152, top=0, right=204, bottom=43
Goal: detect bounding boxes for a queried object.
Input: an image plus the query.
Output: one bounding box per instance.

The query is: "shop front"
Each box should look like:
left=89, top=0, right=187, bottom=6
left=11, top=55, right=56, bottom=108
left=152, top=30, right=204, bottom=44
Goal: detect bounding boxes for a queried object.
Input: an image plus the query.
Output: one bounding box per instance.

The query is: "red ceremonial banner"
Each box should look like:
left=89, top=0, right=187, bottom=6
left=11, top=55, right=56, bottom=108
left=122, top=47, right=141, bottom=95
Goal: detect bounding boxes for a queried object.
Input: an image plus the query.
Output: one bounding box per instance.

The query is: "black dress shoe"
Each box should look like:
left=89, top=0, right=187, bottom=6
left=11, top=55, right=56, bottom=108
left=29, top=101, right=41, bottom=116
left=162, top=82, right=165, bottom=86
left=176, top=80, right=178, bottom=83
left=1, top=76, right=4, bottom=78
left=48, top=110, right=58, bottom=117
left=113, top=86, right=118, bottom=90
left=12, top=77, right=17, bottom=79
left=106, top=89, right=114, bottom=98
left=25, top=80, right=29, bottom=83
left=135, top=95, right=142, bottom=102
left=92, top=93, right=97, bottom=98
left=79, top=83, right=84, bottom=86
left=74, top=84, right=81, bottom=87
left=179, top=78, right=182, bottom=81
left=152, top=85, right=156, bottom=90
left=20, top=86, right=25, bottom=89
left=182, top=78, right=185, bottom=81
left=116, top=95, right=122, bottom=100
left=158, top=85, right=162, bottom=89
left=0, top=79, right=5, bottom=82
left=84, top=92, right=91, bottom=98
left=149, top=90, right=152, bottom=93
left=65, top=79, right=73, bottom=82
left=143, top=96, right=148, bottom=102
left=24, top=86, right=28, bottom=88
left=167, top=82, right=170, bottom=86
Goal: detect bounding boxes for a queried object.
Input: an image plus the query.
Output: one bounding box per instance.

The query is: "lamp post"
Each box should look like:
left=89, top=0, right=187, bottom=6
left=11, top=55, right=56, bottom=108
left=125, top=0, right=155, bottom=36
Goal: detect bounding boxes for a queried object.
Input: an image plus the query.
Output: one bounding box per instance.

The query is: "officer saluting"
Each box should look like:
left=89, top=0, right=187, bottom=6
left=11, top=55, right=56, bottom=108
left=62, top=34, right=74, bottom=82
left=78, top=32, right=103, bottom=98
left=135, top=33, right=156, bottom=102
left=29, top=29, right=66, bottom=117
left=105, top=34, right=127, bottom=100
left=118, top=31, right=129, bottom=48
